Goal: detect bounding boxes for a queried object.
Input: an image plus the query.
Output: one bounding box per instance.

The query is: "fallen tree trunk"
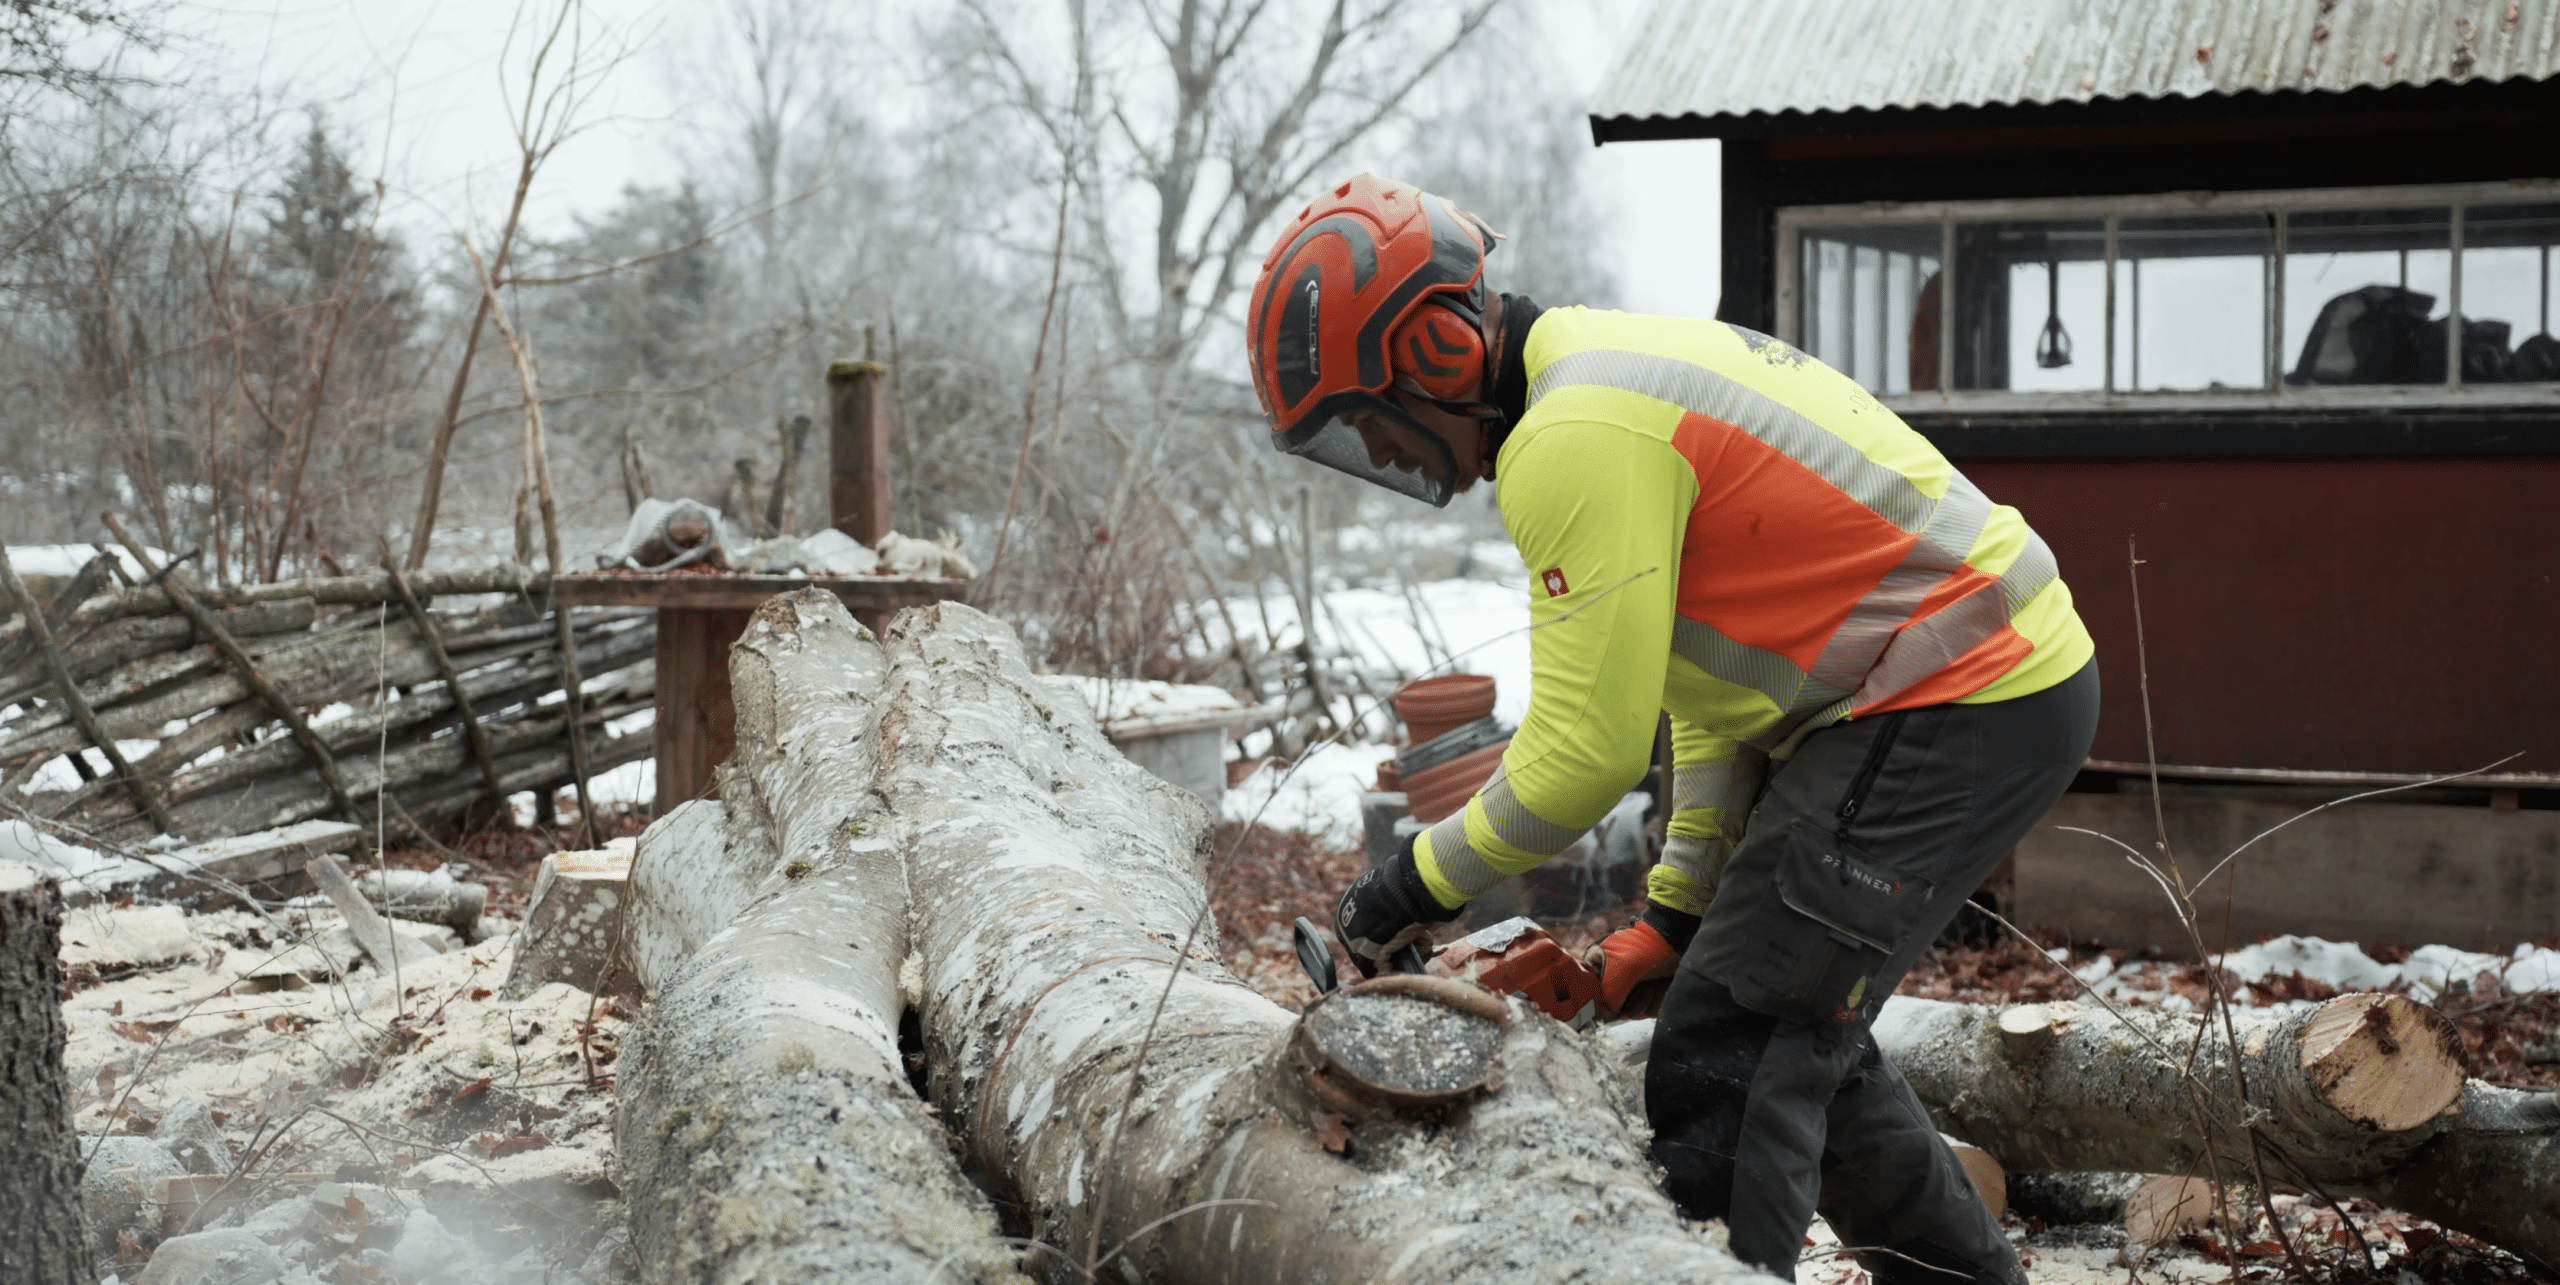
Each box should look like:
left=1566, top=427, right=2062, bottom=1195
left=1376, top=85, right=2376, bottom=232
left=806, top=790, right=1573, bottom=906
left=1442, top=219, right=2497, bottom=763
left=617, top=594, right=1024, bottom=1284
left=866, top=598, right=1770, bottom=1283
left=1602, top=995, right=2558, bottom=1270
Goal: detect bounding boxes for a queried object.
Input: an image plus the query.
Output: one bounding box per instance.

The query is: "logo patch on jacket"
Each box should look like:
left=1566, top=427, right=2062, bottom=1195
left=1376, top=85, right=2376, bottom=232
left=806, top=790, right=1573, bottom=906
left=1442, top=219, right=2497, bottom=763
left=1540, top=567, right=1570, bottom=597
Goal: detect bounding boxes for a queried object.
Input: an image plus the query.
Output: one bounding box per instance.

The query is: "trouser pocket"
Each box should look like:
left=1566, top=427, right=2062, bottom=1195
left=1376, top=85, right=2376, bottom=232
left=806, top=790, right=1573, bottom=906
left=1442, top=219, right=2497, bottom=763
left=1723, top=817, right=1936, bottom=1025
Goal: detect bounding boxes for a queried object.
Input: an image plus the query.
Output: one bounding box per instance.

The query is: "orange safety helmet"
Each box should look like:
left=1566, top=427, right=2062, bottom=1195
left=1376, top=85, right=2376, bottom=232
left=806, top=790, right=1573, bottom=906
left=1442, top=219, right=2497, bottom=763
left=1247, top=173, right=1501, bottom=507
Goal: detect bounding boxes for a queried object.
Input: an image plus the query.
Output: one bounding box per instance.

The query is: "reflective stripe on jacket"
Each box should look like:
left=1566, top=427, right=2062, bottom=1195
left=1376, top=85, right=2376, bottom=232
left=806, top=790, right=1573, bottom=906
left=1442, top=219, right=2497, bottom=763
left=1415, top=308, right=2095, bottom=914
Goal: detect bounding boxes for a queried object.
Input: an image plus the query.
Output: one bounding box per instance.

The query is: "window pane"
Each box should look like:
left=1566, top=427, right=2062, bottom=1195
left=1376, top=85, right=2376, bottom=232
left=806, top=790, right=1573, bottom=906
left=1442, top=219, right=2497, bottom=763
left=2283, top=208, right=2453, bottom=385
left=2457, top=202, right=2560, bottom=382
left=1798, top=224, right=1940, bottom=394
left=1951, top=220, right=2106, bottom=392
left=2112, top=214, right=2274, bottom=392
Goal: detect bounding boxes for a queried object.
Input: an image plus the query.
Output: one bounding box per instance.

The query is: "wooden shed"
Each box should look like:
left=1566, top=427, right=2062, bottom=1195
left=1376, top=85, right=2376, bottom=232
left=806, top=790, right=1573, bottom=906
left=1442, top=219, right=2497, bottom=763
left=1591, top=0, right=2560, bottom=951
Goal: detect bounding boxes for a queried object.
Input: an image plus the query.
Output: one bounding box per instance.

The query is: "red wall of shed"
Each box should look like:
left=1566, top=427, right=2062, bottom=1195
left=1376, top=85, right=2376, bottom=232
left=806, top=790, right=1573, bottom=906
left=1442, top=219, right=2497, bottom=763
left=1963, top=456, right=2559, bottom=776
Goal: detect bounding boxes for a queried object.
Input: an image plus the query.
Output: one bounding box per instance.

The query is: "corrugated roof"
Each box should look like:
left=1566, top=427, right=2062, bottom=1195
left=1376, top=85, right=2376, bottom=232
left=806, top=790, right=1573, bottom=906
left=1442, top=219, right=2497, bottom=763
left=1592, top=0, right=2560, bottom=129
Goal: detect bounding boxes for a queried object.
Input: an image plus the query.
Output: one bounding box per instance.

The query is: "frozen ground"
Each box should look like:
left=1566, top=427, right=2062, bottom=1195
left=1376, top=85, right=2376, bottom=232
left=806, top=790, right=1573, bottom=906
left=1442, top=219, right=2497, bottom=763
left=1060, top=675, right=1250, bottom=725
left=1222, top=741, right=1400, bottom=840
left=1210, top=552, right=1535, bottom=842
left=53, top=891, right=631, bottom=1283
left=1211, top=544, right=1536, bottom=724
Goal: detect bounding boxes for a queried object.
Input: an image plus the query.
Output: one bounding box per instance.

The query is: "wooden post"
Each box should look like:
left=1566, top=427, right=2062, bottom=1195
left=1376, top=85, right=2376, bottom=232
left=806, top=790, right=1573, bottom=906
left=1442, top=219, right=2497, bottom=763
left=652, top=606, right=755, bottom=814
left=828, top=360, right=891, bottom=547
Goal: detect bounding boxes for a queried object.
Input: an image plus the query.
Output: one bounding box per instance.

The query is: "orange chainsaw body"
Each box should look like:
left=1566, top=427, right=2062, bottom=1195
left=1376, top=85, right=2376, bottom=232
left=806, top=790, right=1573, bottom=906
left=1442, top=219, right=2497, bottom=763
left=1427, top=916, right=1601, bottom=1023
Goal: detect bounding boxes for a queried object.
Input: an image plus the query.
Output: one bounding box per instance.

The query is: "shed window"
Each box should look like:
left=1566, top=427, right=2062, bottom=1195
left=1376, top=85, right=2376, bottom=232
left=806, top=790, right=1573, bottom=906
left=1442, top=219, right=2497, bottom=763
left=1782, top=184, right=2560, bottom=406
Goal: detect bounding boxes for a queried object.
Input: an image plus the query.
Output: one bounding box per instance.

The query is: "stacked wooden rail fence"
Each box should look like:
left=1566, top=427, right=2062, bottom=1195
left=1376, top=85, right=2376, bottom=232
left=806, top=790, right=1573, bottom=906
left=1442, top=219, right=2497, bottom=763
left=0, top=554, right=652, bottom=846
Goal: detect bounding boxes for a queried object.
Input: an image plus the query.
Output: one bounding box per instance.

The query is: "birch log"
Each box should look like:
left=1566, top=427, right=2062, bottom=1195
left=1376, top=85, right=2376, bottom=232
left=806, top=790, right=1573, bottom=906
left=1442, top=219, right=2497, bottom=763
left=873, top=599, right=1773, bottom=1284
left=1605, top=995, right=2557, bottom=1270
left=616, top=594, right=1023, bottom=1285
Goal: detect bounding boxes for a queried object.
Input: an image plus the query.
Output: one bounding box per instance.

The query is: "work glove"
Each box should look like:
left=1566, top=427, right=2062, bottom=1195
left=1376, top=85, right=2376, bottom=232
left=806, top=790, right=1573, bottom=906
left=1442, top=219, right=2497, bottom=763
left=1585, top=902, right=1702, bottom=1018
left=1335, top=834, right=1463, bottom=979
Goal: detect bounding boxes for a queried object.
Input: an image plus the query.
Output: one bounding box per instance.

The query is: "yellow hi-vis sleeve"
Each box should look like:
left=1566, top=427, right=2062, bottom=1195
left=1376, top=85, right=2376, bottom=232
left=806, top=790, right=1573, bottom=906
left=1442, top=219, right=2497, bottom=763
left=1648, top=717, right=1767, bottom=915
left=1414, top=417, right=1692, bottom=910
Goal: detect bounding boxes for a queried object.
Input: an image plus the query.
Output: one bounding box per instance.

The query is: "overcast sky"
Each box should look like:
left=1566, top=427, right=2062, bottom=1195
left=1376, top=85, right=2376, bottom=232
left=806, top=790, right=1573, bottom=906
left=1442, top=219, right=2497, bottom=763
left=148, top=0, right=1721, bottom=317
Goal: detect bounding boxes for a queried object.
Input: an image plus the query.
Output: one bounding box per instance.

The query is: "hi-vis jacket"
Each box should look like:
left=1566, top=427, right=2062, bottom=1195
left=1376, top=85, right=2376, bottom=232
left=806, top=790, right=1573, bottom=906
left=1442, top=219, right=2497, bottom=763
left=1414, top=308, right=2095, bottom=916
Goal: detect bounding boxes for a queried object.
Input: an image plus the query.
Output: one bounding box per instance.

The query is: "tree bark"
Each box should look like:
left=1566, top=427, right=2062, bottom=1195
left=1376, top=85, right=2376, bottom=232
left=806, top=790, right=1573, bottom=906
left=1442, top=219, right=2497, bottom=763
left=0, top=862, right=93, bottom=1285
left=617, top=593, right=1025, bottom=1285
left=870, top=598, right=1771, bottom=1284
left=1604, top=995, right=2557, bottom=1271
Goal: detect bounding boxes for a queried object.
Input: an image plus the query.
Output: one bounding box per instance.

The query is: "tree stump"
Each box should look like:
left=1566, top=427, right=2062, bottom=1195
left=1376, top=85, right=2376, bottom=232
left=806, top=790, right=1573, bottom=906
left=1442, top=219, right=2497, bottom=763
left=1, top=861, right=92, bottom=1285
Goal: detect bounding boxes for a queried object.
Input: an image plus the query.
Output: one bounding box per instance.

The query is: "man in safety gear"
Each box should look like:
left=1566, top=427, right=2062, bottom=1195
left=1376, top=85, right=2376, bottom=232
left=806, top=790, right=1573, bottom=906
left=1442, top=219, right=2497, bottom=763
left=1249, top=174, right=2098, bottom=1285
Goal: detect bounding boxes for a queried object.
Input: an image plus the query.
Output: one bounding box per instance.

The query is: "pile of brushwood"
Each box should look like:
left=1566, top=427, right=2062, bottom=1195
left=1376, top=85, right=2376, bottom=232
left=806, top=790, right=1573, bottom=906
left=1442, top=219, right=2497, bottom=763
left=0, top=546, right=651, bottom=847
left=611, top=591, right=2554, bottom=1285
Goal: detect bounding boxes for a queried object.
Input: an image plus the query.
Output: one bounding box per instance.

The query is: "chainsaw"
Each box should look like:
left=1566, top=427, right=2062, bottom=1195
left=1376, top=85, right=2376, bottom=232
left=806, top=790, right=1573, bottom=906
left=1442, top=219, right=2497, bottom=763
left=1293, top=914, right=1603, bottom=1027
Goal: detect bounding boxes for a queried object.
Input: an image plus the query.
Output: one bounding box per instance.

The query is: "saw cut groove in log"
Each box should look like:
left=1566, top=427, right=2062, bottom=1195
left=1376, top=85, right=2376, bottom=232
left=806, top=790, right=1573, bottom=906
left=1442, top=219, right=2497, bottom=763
left=617, top=593, right=1022, bottom=1284
left=854, top=597, right=1772, bottom=1284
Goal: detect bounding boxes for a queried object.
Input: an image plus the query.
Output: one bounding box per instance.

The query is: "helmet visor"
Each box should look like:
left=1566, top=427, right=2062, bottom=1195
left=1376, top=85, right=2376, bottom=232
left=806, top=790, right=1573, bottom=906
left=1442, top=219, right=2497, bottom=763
left=1276, top=401, right=1456, bottom=508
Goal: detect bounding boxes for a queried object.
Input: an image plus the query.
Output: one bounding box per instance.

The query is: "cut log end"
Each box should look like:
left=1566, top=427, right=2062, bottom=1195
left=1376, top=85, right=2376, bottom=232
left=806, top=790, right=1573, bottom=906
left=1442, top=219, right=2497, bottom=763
left=1289, top=974, right=1507, bottom=1115
left=1995, top=1000, right=2081, bottom=1061
left=2123, top=1175, right=2238, bottom=1247
left=2299, top=993, right=2465, bottom=1132
left=1949, top=1142, right=2007, bottom=1221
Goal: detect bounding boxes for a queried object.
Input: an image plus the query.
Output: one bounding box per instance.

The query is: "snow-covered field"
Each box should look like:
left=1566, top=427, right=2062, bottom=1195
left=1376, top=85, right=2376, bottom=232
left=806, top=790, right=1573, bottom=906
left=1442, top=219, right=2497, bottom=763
left=1207, top=545, right=1535, bottom=841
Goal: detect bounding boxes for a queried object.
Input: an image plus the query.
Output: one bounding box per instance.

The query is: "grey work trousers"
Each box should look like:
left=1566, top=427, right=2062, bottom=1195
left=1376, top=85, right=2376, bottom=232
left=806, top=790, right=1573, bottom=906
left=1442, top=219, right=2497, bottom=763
left=1646, top=660, right=2099, bottom=1283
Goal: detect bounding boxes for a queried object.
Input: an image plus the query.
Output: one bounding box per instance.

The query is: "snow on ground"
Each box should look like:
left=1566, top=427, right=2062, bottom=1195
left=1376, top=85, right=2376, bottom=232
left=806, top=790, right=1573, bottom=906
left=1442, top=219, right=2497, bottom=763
left=56, top=897, right=631, bottom=1282
left=1062, top=676, right=1247, bottom=725
left=1211, top=574, right=1534, bottom=729
left=1222, top=741, right=1399, bottom=842
left=1197, top=554, right=1533, bottom=844
left=584, top=758, right=654, bottom=808
left=2216, top=935, right=2560, bottom=1001
left=2046, top=935, right=2560, bottom=1014
left=21, top=740, right=162, bottom=793
left=0, top=818, right=136, bottom=882
left=5, top=542, right=171, bottom=579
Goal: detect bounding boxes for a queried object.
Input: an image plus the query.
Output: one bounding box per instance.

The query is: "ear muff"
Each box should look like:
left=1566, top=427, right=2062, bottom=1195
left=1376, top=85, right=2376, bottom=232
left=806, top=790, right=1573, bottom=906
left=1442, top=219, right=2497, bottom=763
left=1389, top=302, right=1485, bottom=404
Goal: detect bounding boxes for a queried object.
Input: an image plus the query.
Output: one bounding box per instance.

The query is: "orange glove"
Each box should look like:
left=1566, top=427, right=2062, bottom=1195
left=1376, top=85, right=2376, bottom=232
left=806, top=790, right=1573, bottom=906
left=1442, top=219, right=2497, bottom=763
left=1586, top=919, right=1680, bottom=1018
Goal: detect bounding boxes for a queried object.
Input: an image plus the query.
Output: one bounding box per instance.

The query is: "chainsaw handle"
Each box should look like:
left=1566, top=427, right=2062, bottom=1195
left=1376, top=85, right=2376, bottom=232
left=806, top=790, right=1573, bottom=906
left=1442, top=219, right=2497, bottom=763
left=1292, top=917, right=1340, bottom=994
